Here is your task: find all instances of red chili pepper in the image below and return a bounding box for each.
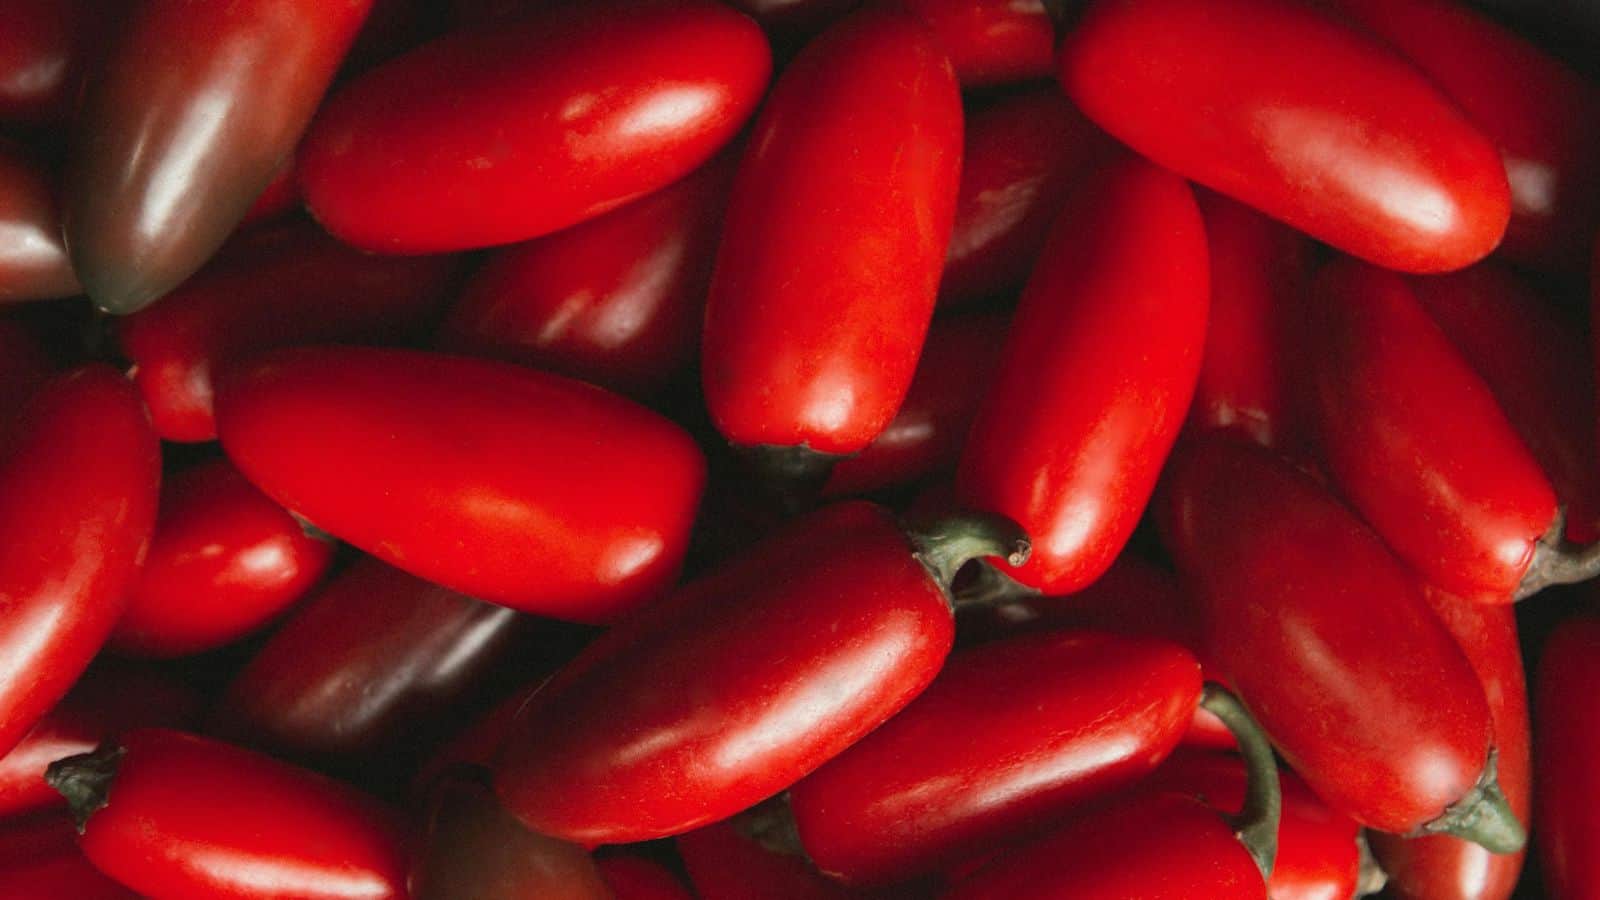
[299,0,769,254]
[786,630,1202,885]
[64,0,374,313]
[0,0,116,125]
[1307,258,1568,602]
[0,143,78,302]
[214,557,531,770]
[0,663,198,820]
[1060,0,1510,273]
[47,728,408,900]
[1538,613,1600,897]
[890,0,1054,88]
[956,154,1208,596]
[0,366,160,757]
[596,856,697,900]
[215,346,706,623]
[937,90,1109,310]
[110,458,335,657]
[492,501,1027,844]
[679,819,888,900]
[701,8,962,465]
[823,313,1008,498]
[0,813,137,900]
[440,153,733,397]
[1370,588,1529,900]
[1159,435,1522,849]
[118,221,459,443]
[1327,0,1600,269]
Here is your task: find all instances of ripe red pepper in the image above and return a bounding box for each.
[596,856,696,900]
[440,154,733,397]
[119,221,460,443]
[823,314,1008,498]
[1370,589,1529,900]
[0,0,118,125]
[1409,265,1600,545]
[0,366,160,757]
[493,501,1027,844]
[890,0,1054,88]
[0,143,79,302]
[47,728,408,900]
[956,155,1208,596]
[299,0,769,254]
[214,557,530,769]
[679,819,887,900]
[787,631,1202,885]
[1328,0,1600,269]
[1159,435,1522,849]
[0,664,198,820]
[215,346,706,623]
[701,8,962,462]
[1307,259,1561,602]
[1188,190,1309,451]
[64,0,374,313]
[110,458,335,657]
[0,813,137,900]
[1536,613,1600,900]
[937,90,1109,310]
[1060,0,1511,273]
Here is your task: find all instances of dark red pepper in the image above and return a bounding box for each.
[889,0,1054,88]
[0,813,137,900]
[0,143,79,303]
[596,856,697,900]
[1535,612,1600,900]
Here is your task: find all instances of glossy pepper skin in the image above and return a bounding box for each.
[1371,590,1529,900]
[1308,259,1556,602]
[824,314,1008,497]
[956,155,1209,595]
[64,0,373,314]
[0,144,78,302]
[1413,263,1600,544]
[0,366,160,757]
[49,728,408,900]
[0,813,137,900]
[494,501,1022,844]
[440,155,732,397]
[111,458,335,657]
[119,221,458,443]
[1188,190,1308,451]
[937,91,1108,310]
[789,631,1202,885]
[0,664,198,819]
[1159,436,1503,839]
[1536,614,1600,899]
[215,346,705,623]
[889,0,1054,88]
[701,8,962,457]
[214,557,528,766]
[1060,0,1511,274]
[0,0,96,124]
[299,0,769,254]
[1328,0,1600,269]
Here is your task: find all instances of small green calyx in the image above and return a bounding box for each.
[1412,750,1526,854]
[45,740,126,833]
[903,510,1031,595]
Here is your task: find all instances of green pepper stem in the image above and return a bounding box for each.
[1411,750,1526,854]
[949,559,1040,610]
[903,511,1031,596]
[1517,507,1600,599]
[45,741,126,833]
[1200,684,1280,882]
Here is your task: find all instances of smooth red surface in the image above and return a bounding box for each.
[0,813,137,900]
[216,557,527,762]
[300,0,769,253]
[112,458,334,657]
[215,346,705,623]
[0,144,79,302]
[1308,259,1555,601]
[596,857,696,899]
[1061,0,1510,274]
[1328,0,1600,268]
[938,90,1108,309]
[0,0,82,122]
[679,820,862,900]
[824,313,1008,496]
[891,0,1053,87]
[1189,190,1308,450]
[1159,436,1493,833]
[1414,263,1600,544]
[76,728,407,900]
[120,221,459,442]
[790,631,1202,885]
[1372,590,1529,900]
[441,155,732,396]
[0,664,198,819]
[1146,752,1361,900]
[944,792,1266,899]
[702,8,962,455]
[494,502,954,844]
[0,366,160,756]
[956,156,1208,595]
[1536,614,1600,900]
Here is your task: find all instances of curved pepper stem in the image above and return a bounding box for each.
[1200,683,1280,882]
[904,511,1031,597]
[45,740,126,833]
[1517,506,1600,599]
[1411,750,1525,854]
